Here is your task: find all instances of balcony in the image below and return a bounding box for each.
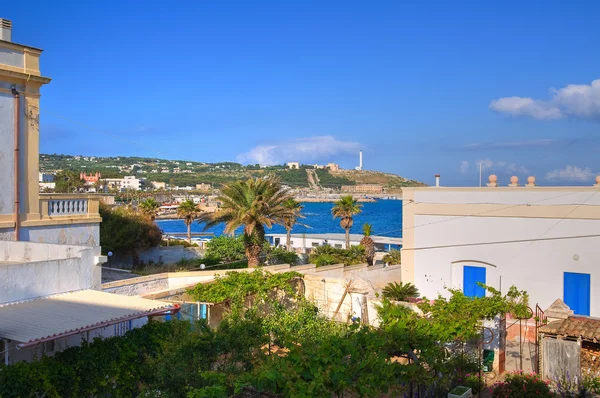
[20,194,102,227]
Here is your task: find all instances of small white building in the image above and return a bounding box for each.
[266,233,402,251]
[287,162,300,169]
[103,176,141,191]
[402,175,600,317]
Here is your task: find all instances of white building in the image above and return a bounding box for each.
[103,176,141,191]
[287,162,300,169]
[0,20,178,364]
[266,233,402,252]
[401,175,600,317]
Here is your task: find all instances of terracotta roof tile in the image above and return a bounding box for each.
[540,316,600,341]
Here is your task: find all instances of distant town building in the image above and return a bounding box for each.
[196,183,211,191]
[39,172,54,183]
[341,184,383,194]
[313,164,326,169]
[152,181,167,190]
[80,172,101,183]
[103,176,141,191]
[327,163,340,172]
[287,162,300,169]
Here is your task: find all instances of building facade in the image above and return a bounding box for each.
[401,177,600,317]
[341,184,383,194]
[103,176,141,191]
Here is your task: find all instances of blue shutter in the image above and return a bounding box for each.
[464,266,486,298]
[564,272,590,316]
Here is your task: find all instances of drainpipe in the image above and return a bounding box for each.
[11,85,20,241]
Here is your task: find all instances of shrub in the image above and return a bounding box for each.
[382,249,401,265]
[382,282,419,301]
[265,245,299,265]
[554,372,600,397]
[492,371,552,397]
[160,239,198,247]
[309,245,366,266]
[205,235,245,262]
[100,204,162,268]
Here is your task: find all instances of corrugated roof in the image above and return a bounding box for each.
[539,316,600,341]
[0,290,175,346]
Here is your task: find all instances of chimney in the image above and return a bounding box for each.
[0,19,12,42]
[435,174,440,187]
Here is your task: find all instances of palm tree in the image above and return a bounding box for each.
[331,195,362,249]
[382,282,419,301]
[282,198,307,252]
[177,199,202,244]
[382,249,402,265]
[197,177,293,268]
[360,223,375,266]
[139,198,160,221]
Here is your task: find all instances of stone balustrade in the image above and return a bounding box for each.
[39,194,101,219]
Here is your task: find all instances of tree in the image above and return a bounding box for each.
[54,170,85,193]
[382,249,402,265]
[197,177,293,268]
[360,223,375,266]
[138,198,160,221]
[177,200,201,244]
[331,195,362,249]
[382,282,420,301]
[282,198,307,252]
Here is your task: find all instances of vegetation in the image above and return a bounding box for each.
[40,154,425,189]
[177,199,202,244]
[360,223,375,266]
[308,244,367,266]
[382,249,402,265]
[315,169,354,188]
[331,195,362,248]
[264,245,299,265]
[282,198,306,251]
[204,235,246,262]
[1,270,534,397]
[492,371,553,397]
[187,268,302,316]
[382,282,420,301]
[138,197,160,221]
[197,177,293,268]
[99,204,161,267]
[54,170,85,193]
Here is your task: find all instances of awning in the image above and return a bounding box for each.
[0,290,179,348]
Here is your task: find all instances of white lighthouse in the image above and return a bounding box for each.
[355,150,363,171]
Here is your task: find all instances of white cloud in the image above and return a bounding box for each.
[459,160,469,174]
[464,139,558,150]
[490,79,600,120]
[237,135,361,165]
[546,165,594,182]
[470,158,529,174]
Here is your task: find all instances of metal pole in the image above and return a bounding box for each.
[520,319,523,370]
[479,162,482,187]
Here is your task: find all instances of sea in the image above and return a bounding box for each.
[156,199,403,238]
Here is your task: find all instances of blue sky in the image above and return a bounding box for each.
[4,1,600,185]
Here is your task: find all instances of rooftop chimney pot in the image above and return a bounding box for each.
[435,174,440,187]
[0,19,12,42]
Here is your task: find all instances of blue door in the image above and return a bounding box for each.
[564,272,590,316]
[464,266,486,298]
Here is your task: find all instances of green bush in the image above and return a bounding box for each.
[309,245,366,266]
[264,245,299,265]
[492,371,552,397]
[160,239,199,247]
[205,235,246,262]
[100,204,162,266]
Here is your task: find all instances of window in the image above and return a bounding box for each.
[312,242,320,248]
[334,244,343,249]
[463,266,486,298]
[564,272,590,316]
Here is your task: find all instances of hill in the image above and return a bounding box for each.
[39,154,425,189]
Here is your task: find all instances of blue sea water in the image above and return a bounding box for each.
[156,200,403,238]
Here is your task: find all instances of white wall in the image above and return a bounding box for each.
[412,214,600,316]
[0,241,102,303]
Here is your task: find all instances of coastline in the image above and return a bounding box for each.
[296,197,376,203]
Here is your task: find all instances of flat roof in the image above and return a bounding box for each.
[0,38,43,52]
[0,290,176,348]
[266,233,402,245]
